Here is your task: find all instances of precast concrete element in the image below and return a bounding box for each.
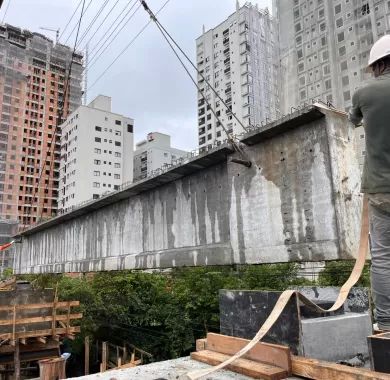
[301,313,372,361]
[14,106,362,274]
[220,287,372,361]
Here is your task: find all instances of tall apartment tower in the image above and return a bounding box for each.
[196,2,279,149]
[273,0,390,163]
[0,24,83,227]
[58,95,134,213]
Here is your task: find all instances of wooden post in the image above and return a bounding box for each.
[116,345,120,366]
[123,345,127,362]
[14,339,20,380]
[84,336,90,375]
[101,341,107,372]
[12,305,16,344]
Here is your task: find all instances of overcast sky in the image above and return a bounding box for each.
[1,0,271,150]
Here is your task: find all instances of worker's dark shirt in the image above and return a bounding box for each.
[349,69,390,193]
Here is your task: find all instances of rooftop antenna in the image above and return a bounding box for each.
[236,0,240,11]
[39,27,60,43]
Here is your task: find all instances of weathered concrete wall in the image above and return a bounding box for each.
[14,106,362,274]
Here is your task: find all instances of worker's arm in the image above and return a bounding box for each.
[348,91,363,126]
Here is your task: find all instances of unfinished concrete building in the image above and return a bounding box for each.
[273,0,390,167]
[0,24,83,228]
[196,1,280,149]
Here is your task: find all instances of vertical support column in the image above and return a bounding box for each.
[14,339,20,380]
[84,336,90,375]
[100,341,107,372]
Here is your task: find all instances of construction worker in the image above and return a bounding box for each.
[349,34,390,331]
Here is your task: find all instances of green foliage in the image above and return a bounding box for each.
[1,267,13,280]
[318,260,371,287]
[21,262,355,366]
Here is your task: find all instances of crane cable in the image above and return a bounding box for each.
[141,0,249,135]
[139,0,249,158]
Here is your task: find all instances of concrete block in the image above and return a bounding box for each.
[301,313,372,361]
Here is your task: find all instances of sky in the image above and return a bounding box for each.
[1,0,272,151]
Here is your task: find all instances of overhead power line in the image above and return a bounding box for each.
[87,0,171,92]
[76,0,111,49]
[59,0,83,41]
[81,0,121,51]
[88,2,142,69]
[87,0,139,63]
[63,0,93,45]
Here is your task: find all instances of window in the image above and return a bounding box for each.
[115,131,121,136]
[94,148,101,154]
[341,61,348,71]
[94,171,100,176]
[318,8,324,18]
[95,137,101,143]
[295,23,302,32]
[319,23,326,32]
[127,124,133,133]
[115,141,121,147]
[335,4,341,14]
[93,182,100,188]
[300,90,306,100]
[95,126,101,131]
[93,194,99,199]
[115,152,121,157]
[343,91,351,101]
[337,32,345,42]
[114,174,120,179]
[114,163,120,168]
[342,76,349,86]
[94,159,101,165]
[297,49,303,59]
[115,120,121,125]
[325,79,332,90]
[336,18,343,28]
[339,46,346,56]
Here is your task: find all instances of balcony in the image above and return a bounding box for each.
[223,38,229,45]
[224,67,231,74]
[224,57,230,64]
[223,47,230,55]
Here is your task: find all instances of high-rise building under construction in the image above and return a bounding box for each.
[0,24,83,227]
[196,1,280,149]
[273,0,390,163]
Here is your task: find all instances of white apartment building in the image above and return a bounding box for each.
[134,132,188,181]
[196,1,279,149]
[59,95,134,212]
[273,0,390,166]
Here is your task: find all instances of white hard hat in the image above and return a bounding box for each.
[368,35,390,67]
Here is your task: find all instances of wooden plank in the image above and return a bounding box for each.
[196,338,207,352]
[292,356,390,380]
[0,341,59,354]
[0,313,82,326]
[191,350,287,380]
[368,333,390,373]
[0,326,80,340]
[0,301,79,312]
[205,333,291,373]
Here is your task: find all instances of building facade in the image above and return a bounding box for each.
[0,24,83,227]
[195,1,279,148]
[134,132,187,181]
[273,0,390,164]
[58,95,134,213]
